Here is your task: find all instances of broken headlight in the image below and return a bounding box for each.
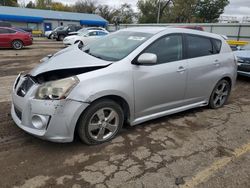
[36,76,79,100]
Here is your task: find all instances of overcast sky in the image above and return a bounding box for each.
[18,0,250,17]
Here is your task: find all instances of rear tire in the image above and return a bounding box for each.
[77,99,124,145]
[58,35,65,41]
[12,40,23,50]
[209,79,231,109]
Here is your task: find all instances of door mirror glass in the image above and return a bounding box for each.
[137,53,157,64]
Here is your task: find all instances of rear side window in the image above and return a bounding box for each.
[0,28,10,34]
[144,35,183,64]
[212,39,222,54]
[186,35,213,58]
[98,31,107,36]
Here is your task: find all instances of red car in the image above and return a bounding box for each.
[0,27,33,50]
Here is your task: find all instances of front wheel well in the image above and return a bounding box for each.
[221,77,232,87]
[91,95,130,124]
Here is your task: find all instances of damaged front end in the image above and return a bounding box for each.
[11,45,112,142]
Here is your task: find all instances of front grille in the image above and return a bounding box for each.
[14,106,22,120]
[17,76,35,97]
[238,64,250,72]
[238,57,250,64]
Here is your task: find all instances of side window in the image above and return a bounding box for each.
[0,28,9,34]
[7,29,16,34]
[89,31,97,36]
[212,39,222,54]
[186,35,213,58]
[98,31,107,36]
[143,35,183,64]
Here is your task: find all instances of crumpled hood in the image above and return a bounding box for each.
[234,50,250,59]
[29,45,111,76]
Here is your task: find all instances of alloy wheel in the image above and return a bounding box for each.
[212,81,230,108]
[87,107,119,142]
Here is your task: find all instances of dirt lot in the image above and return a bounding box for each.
[0,38,250,188]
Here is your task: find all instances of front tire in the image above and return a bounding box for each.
[209,79,231,109]
[77,99,124,145]
[12,40,23,50]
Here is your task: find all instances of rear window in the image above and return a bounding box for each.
[13,28,27,33]
[212,39,222,54]
[0,28,16,34]
[186,35,213,58]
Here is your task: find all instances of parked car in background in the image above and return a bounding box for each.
[11,27,236,144]
[63,29,109,46]
[45,26,64,39]
[0,27,33,49]
[54,25,82,41]
[234,43,250,77]
[69,27,108,35]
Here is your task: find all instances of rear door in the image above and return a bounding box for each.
[0,28,12,47]
[184,34,222,103]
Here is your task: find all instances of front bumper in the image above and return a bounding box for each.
[11,75,89,143]
[238,63,250,77]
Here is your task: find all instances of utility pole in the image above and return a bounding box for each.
[157,0,161,23]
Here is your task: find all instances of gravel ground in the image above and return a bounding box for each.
[0,38,249,188]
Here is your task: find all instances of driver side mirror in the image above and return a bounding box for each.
[137,53,157,64]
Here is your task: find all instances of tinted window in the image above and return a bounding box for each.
[98,31,107,36]
[144,35,183,64]
[212,39,222,54]
[8,29,16,33]
[89,31,98,36]
[0,28,10,34]
[187,35,213,58]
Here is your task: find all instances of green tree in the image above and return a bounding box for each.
[35,0,53,9]
[96,5,119,23]
[0,0,18,6]
[26,1,36,8]
[73,0,97,13]
[171,0,198,23]
[119,3,135,24]
[137,0,173,23]
[195,0,229,22]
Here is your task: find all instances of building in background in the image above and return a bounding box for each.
[218,16,239,23]
[242,17,250,23]
[0,6,108,32]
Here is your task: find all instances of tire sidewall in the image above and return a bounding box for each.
[12,40,23,50]
[209,79,231,109]
[77,99,124,145]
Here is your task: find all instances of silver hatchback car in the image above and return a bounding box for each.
[11,27,237,144]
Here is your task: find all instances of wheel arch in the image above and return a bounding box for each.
[73,94,132,139]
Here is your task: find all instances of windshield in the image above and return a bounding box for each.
[77,30,89,36]
[242,44,250,50]
[82,31,152,61]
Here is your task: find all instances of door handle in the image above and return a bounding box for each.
[214,60,221,67]
[177,66,186,73]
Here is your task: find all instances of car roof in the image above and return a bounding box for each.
[120,27,223,40]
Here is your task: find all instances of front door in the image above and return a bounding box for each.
[133,34,188,119]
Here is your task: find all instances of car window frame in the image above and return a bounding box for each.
[0,28,14,34]
[183,33,219,59]
[132,33,185,66]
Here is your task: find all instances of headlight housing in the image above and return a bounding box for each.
[237,57,244,63]
[36,76,79,100]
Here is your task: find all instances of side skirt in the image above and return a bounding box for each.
[131,101,208,126]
